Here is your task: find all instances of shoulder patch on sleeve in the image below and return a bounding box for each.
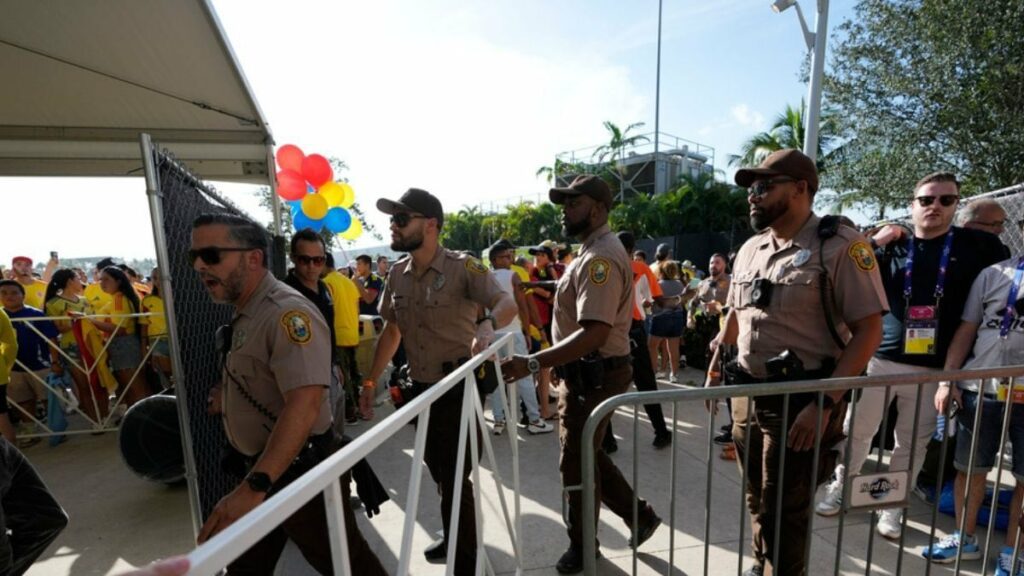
[848,241,877,272]
[465,257,488,275]
[281,310,313,344]
[588,258,611,285]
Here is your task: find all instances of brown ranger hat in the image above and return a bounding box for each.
[549,174,614,209]
[734,148,819,194]
[377,188,444,229]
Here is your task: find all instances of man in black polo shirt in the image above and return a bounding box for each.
[816,172,1005,542]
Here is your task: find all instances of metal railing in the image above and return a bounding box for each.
[8,311,160,437]
[579,364,1024,576]
[185,332,527,576]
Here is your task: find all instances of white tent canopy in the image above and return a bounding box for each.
[0,0,273,184]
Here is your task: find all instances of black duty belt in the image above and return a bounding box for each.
[566,354,631,372]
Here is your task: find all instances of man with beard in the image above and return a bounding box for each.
[502,175,662,573]
[190,213,385,575]
[704,150,887,576]
[360,188,516,576]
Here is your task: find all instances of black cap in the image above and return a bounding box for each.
[377,188,444,229]
[528,245,554,259]
[734,148,819,193]
[488,238,516,253]
[96,257,116,270]
[549,174,614,209]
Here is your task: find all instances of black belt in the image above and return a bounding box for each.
[566,354,631,372]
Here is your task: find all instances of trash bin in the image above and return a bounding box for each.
[118,394,185,485]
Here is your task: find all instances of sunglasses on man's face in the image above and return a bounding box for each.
[913,194,959,207]
[390,212,425,228]
[188,246,254,266]
[292,254,326,266]
[748,177,796,198]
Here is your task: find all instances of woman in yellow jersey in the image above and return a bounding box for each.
[140,267,172,387]
[44,268,107,421]
[92,266,150,407]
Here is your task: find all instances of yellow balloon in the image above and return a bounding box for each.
[339,217,362,240]
[318,182,345,207]
[338,182,355,208]
[301,193,329,220]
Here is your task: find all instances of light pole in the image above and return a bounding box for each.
[771,0,829,163]
[654,0,664,192]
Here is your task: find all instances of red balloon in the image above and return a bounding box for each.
[302,154,333,188]
[275,144,304,173]
[276,170,307,201]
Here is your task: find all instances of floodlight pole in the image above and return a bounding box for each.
[654,0,663,157]
[803,0,829,163]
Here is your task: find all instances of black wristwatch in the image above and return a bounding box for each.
[245,471,273,494]
[527,356,541,375]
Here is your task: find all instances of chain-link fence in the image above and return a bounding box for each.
[962,183,1024,257]
[146,143,280,523]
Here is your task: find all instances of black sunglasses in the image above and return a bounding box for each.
[914,194,959,207]
[390,213,426,228]
[748,177,796,198]
[188,246,255,266]
[292,254,326,266]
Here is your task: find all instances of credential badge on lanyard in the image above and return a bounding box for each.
[996,256,1024,402]
[902,231,954,355]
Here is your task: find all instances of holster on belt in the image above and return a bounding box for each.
[556,353,631,399]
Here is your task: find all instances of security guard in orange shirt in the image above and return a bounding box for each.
[191,213,384,576]
[705,150,887,576]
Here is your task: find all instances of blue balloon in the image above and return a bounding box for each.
[287,199,303,210]
[292,212,323,232]
[323,207,352,234]
[306,183,315,193]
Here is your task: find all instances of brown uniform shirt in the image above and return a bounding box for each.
[696,275,731,306]
[222,273,333,456]
[379,247,506,383]
[552,224,632,358]
[727,214,888,378]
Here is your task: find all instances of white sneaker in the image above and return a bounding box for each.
[669,373,680,384]
[493,421,505,436]
[877,508,903,540]
[527,419,553,434]
[816,477,844,516]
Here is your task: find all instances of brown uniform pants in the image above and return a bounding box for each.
[226,469,386,576]
[419,381,481,576]
[732,395,845,576]
[560,363,650,551]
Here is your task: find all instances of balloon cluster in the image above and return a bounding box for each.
[275,144,363,240]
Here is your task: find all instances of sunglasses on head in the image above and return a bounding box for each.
[292,254,326,266]
[390,212,425,228]
[188,246,254,266]
[748,177,796,198]
[913,194,959,207]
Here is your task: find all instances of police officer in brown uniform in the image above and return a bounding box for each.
[704,150,887,576]
[191,213,385,576]
[503,175,661,574]
[361,189,517,576]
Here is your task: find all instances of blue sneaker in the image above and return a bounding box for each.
[994,545,1024,576]
[921,531,981,564]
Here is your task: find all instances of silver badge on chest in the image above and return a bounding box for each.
[232,329,247,350]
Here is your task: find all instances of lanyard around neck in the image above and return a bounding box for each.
[1000,256,1024,339]
[903,229,954,302]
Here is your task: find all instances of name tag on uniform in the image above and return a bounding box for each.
[904,305,938,355]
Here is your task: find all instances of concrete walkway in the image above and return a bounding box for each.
[23,368,1004,575]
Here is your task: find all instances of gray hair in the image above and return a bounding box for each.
[957,198,1006,226]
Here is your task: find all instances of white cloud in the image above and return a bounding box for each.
[730,104,766,130]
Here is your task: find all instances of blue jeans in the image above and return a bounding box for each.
[490,331,540,423]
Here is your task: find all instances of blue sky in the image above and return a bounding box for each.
[0,0,857,265]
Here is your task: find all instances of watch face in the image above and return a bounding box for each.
[528,358,541,373]
[247,472,273,493]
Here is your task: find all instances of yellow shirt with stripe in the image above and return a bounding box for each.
[98,293,138,335]
[84,282,113,311]
[140,294,167,338]
[45,297,92,348]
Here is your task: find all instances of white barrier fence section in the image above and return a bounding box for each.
[185,332,527,576]
[8,312,161,438]
[579,364,1024,576]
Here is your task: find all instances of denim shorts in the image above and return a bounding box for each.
[107,335,142,372]
[954,389,1024,482]
[649,310,684,338]
[150,339,170,358]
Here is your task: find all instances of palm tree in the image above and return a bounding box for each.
[728,102,837,171]
[592,121,650,166]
